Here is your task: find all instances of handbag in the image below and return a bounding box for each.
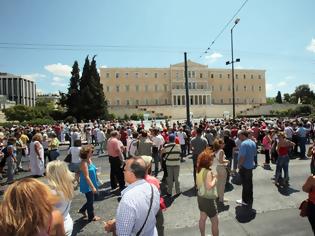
[299,199,308,217]
[307,146,313,157]
[64,153,72,163]
[198,169,218,199]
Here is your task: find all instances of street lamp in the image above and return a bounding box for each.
[226,18,240,120]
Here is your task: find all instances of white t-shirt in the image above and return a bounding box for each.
[68,146,81,164]
[176,131,187,145]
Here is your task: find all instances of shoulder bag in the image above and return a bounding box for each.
[136,184,154,236]
[198,169,218,199]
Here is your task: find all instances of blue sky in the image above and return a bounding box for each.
[0,0,314,97]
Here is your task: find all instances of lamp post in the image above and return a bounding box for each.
[226,18,240,120]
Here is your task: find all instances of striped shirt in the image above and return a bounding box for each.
[163,143,181,166]
[116,179,160,236]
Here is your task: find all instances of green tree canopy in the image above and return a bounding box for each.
[275,91,282,103]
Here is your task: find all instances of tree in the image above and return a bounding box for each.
[67,61,81,118]
[291,84,315,104]
[89,55,108,119]
[275,91,282,103]
[283,93,291,103]
[3,105,34,122]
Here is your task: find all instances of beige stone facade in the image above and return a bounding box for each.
[99,60,266,118]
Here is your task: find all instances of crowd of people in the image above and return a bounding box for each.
[0,116,314,235]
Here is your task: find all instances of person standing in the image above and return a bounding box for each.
[196,148,219,236]
[151,129,164,176]
[97,128,106,156]
[262,130,272,165]
[46,160,75,236]
[104,157,160,236]
[302,174,315,234]
[78,145,101,222]
[190,128,208,187]
[107,131,125,191]
[29,133,45,177]
[296,122,310,159]
[176,127,187,162]
[162,134,181,196]
[236,130,256,209]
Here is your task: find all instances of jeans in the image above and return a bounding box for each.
[180,144,186,158]
[49,149,60,161]
[264,149,270,164]
[192,155,198,186]
[152,148,160,176]
[97,141,105,154]
[299,137,307,158]
[80,191,94,221]
[233,152,239,170]
[275,155,289,182]
[239,167,253,206]
[109,156,125,190]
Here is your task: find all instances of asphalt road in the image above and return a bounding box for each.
[0,145,314,236]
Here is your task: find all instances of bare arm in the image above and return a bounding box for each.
[302,176,315,193]
[50,210,66,236]
[35,142,42,159]
[205,170,217,190]
[218,150,229,164]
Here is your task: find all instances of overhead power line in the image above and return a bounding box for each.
[198,0,249,59]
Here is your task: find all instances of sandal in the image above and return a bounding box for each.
[90,216,101,221]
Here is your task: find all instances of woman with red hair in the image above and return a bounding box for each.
[196,148,219,236]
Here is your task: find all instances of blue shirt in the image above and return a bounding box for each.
[116,179,160,236]
[238,139,256,169]
[80,163,98,193]
[296,127,308,138]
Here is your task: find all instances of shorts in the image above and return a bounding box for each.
[69,163,80,173]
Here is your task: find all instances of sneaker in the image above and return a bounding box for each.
[236,199,247,206]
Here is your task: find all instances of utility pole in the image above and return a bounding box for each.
[184,52,191,127]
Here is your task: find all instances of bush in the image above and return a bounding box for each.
[21,118,55,126]
[130,113,139,120]
[123,114,130,120]
[64,116,77,124]
[107,113,116,120]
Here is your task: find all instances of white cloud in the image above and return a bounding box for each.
[205,52,223,64]
[235,66,243,69]
[284,75,295,81]
[306,38,315,53]
[310,83,315,91]
[22,73,46,81]
[276,81,287,87]
[44,63,71,77]
[51,80,67,87]
[36,88,44,95]
[266,83,273,92]
[100,65,108,68]
[52,76,64,82]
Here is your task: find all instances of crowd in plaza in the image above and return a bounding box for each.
[0,116,315,235]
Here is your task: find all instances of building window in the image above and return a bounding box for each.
[155,99,159,105]
[136,85,139,92]
[200,84,204,89]
[236,85,238,91]
[192,83,196,89]
[259,86,262,91]
[243,74,246,79]
[144,73,148,78]
[252,85,254,91]
[258,75,261,79]
[227,74,230,79]
[154,73,158,78]
[244,85,247,91]
[115,73,119,79]
[192,71,195,78]
[106,86,110,92]
[221,99,223,104]
[229,98,232,103]
[135,72,139,78]
[164,72,167,78]
[219,74,222,78]
[145,85,148,92]
[136,100,139,105]
[116,85,119,92]
[116,100,120,105]
[126,100,130,106]
[176,85,180,90]
[212,85,214,91]
[126,85,129,92]
[200,73,203,78]
[235,74,238,79]
[164,84,167,91]
[211,74,214,78]
[106,73,110,78]
[251,74,254,79]
[176,72,179,79]
[146,99,149,105]
[125,72,129,78]
[220,85,223,91]
[155,85,158,92]
[165,99,168,105]
[188,71,191,78]
[228,85,231,91]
